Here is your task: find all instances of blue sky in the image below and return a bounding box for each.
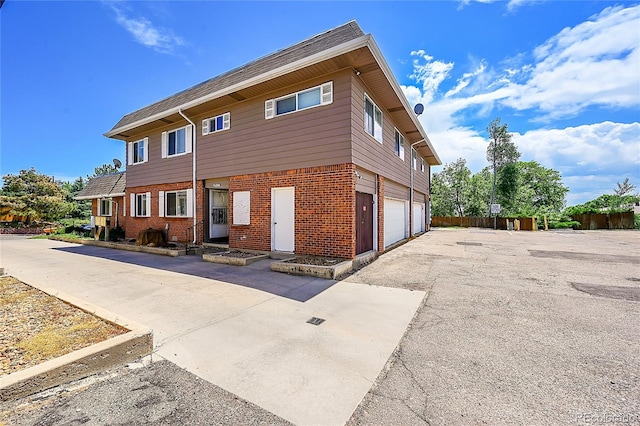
[1,1,638,205]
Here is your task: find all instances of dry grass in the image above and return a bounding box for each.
[0,276,128,376]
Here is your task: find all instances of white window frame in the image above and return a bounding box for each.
[202,112,231,136]
[158,189,193,218]
[130,192,151,217]
[412,150,418,170]
[394,129,405,160]
[265,81,333,119]
[162,125,193,158]
[127,138,148,165]
[98,198,112,217]
[421,157,426,172]
[364,94,383,143]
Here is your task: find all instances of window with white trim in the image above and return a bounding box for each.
[202,112,230,135]
[364,95,383,143]
[394,129,405,160]
[421,158,426,172]
[412,150,418,170]
[127,138,148,165]
[130,192,151,217]
[162,125,193,158]
[159,189,193,218]
[98,199,112,216]
[265,82,333,119]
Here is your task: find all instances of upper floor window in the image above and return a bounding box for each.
[162,125,193,158]
[265,82,333,119]
[98,199,112,216]
[130,192,151,217]
[394,129,405,160]
[412,150,418,170]
[364,95,383,143]
[127,138,148,165]
[202,112,230,135]
[159,189,193,218]
[421,158,426,172]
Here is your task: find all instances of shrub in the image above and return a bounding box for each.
[548,220,581,229]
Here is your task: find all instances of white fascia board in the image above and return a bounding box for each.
[104,35,372,138]
[74,193,125,201]
[366,38,442,166]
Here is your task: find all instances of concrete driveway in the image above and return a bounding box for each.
[0,236,423,425]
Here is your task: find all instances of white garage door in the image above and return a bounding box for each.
[384,198,408,248]
[413,202,425,234]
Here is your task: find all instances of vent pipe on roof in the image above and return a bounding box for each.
[179,109,198,245]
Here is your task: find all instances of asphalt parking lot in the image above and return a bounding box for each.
[2,229,639,425]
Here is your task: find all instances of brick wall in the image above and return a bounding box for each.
[125,182,196,243]
[229,163,357,259]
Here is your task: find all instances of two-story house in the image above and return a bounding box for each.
[104,21,440,259]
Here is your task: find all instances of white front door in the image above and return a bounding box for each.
[209,189,229,239]
[272,187,295,252]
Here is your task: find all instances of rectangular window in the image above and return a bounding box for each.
[135,193,149,217]
[412,150,418,170]
[394,129,405,160]
[166,191,188,217]
[128,138,148,165]
[421,158,426,172]
[98,199,112,216]
[162,125,192,158]
[364,95,383,143]
[265,82,333,119]
[202,112,230,135]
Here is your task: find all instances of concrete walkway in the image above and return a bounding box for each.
[0,236,424,425]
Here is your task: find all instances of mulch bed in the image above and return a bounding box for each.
[208,250,259,259]
[0,277,128,377]
[284,256,346,266]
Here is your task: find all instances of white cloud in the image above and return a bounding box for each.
[105,2,186,54]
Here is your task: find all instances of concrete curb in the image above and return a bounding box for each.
[202,252,269,266]
[0,282,153,402]
[50,236,186,257]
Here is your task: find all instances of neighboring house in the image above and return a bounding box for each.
[104,21,441,259]
[74,172,126,229]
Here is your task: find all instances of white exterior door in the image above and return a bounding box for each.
[384,198,408,248]
[272,187,295,252]
[413,202,425,234]
[209,190,229,239]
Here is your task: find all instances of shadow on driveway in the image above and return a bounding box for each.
[52,245,335,302]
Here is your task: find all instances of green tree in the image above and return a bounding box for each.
[614,178,636,196]
[496,163,520,215]
[430,170,455,216]
[486,118,520,216]
[62,176,91,219]
[430,159,472,216]
[93,163,120,177]
[0,168,73,222]
[515,161,568,215]
[465,168,492,216]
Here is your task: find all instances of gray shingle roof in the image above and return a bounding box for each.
[107,21,365,134]
[75,172,126,200]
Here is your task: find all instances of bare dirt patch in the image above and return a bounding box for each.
[0,276,128,377]
[208,250,258,259]
[284,256,346,266]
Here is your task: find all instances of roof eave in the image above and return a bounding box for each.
[104,35,373,139]
[74,192,125,201]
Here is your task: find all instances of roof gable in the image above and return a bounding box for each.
[75,172,126,200]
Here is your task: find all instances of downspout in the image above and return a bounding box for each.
[409,139,425,238]
[179,109,197,244]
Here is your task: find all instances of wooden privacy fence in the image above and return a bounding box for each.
[431,216,537,231]
[569,212,635,230]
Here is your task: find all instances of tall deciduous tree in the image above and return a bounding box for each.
[430,159,472,217]
[0,168,72,222]
[614,178,636,196]
[465,167,492,217]
[486,118,520,216]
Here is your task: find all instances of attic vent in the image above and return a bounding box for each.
[306,317,325,326]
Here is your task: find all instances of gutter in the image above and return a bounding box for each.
[74,193,125,201]
[178,109,197,245]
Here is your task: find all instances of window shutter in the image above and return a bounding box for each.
[145,192,151,217]
[130,193,136,217]
[123,196,126,217]
[161,132,168,158]
[186,188,193,218]
[158,191,165,218]
[265,100,275,119]
[202,119,209,135]
[185,125,193,154]
[107,200,112,216]
[321,82,333,105]
[127,142,133,165]
[223,113,230,130]
[143,138,149,163]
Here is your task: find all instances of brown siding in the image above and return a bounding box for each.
[385,179,409,200]
[350,75,430,195]
[355,167,376,194]
[196,70,353,179]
